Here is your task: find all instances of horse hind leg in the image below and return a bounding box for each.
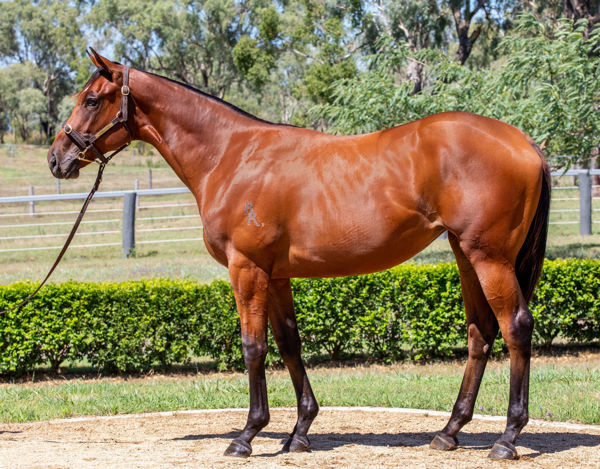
[430,234,499,451]
[267,279,319,452]
[459,241,533,460]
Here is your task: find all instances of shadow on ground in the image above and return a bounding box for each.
[174,429,600,459]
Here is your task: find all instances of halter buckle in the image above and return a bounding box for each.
[64,124,72,134]
[121,85,130,96]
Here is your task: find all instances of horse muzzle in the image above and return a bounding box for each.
[48,150,80,179]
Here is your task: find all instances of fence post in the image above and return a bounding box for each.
[122,192,137,257]
[29,186,35,216]
[135,179,140,211]
[148,168,152,189]
[56,178,61,194]
[579,173,592,236]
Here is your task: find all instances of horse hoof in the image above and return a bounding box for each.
[224,439,252,457]
[488,441,518,460]
[283,434,310,452]
[430,432,458,451]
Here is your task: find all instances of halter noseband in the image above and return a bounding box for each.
[63,66,132,165]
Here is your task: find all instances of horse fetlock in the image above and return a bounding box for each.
[508,408,529,433]
[247,410,270,431]
[300,397,319,421]
[451,397,476,427]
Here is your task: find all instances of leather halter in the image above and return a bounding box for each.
[63,66,132,165]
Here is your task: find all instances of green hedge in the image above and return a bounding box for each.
[0,260,598,374]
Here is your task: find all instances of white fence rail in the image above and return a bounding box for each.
[0,169,598,257]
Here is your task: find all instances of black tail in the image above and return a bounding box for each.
[515,140,551,303]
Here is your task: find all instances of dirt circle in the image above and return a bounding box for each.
[1,407,599,468]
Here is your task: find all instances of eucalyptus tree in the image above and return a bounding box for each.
[0,0,84,141]
[371,0,450,94]
[0,63,47,142]
[317,14,600,168]
[90,0,282,99]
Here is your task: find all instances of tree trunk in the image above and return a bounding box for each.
[406,59,424,94]
[454,24,481,65]
[451,0,486,65]
[562,0,592,19]
[18,123,29,143]
[42,73,55,143]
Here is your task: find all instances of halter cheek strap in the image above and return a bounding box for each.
[63,66,132,165]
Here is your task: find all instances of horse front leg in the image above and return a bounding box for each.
[267,278,319,452]
[223,257,270,458]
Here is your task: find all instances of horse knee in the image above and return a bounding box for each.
[515,307,533,335]
[242,337,268,365]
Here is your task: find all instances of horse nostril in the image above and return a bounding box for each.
[50,154,57,168]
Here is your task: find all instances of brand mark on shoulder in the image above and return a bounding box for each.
[244,202,262,227]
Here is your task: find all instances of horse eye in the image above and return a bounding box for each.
[86,97,99,107]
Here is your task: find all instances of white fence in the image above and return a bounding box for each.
[0,169,598,258]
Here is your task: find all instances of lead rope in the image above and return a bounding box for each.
[0,145,127,315]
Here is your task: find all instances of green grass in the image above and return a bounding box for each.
[1,356,599,425]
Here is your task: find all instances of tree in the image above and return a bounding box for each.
[372,0,450,94]
[316,14,600,168]
[0,0,83,142]
[449,0,488,64]
[91,0,281,99]
[0,63,47,142]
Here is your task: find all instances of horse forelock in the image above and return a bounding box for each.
[76,68,113,98]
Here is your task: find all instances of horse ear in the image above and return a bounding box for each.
[87,47,118,76]
[87,47,109,70]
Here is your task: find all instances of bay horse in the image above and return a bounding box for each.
[48,51,550,460]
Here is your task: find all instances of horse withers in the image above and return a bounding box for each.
[48,50,550,460]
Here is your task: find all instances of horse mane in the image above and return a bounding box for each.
[137,68,297,128]
[77,63,297,127]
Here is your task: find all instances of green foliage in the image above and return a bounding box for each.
[0,63,47,142]
[3,0,594,154]
[532,260,600,346]
[0,260,598,375]
[92,0,281,96]
[317,14,600,167]
[0,0,83,141]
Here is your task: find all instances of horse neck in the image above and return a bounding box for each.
[131,69,264,194]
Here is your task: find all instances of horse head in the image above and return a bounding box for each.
[48,49,133,179]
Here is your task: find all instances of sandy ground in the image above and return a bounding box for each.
[1,407,599,469]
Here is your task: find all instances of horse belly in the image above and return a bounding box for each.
[273,207,443,278]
